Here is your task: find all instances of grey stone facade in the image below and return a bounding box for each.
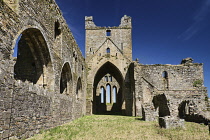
[0,0,86,139]
[0,0,209,139]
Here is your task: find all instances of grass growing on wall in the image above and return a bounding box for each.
[28,115,209,140]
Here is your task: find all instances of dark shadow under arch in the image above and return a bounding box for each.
[178,100,208,124]
[60,62,72,95]
[76,77,82,99]
[152,94,170,117]
[14,28,54,88]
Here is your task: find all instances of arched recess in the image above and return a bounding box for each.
[76,77,82,99]
[14,28,54,89]
[152,94,170,117]
[93,61,124,114]
[178,100,208,124]
[60,62,73,95]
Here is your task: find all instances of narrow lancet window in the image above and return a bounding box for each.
[113,86,117,103]
[106,84,111,103]
[162,71,169,89]
[100,87,105,103]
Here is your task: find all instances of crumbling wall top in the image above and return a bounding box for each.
[181,57,194,65]
[119,15,132,28]
[85,16,96,28]
[85,15,132,29]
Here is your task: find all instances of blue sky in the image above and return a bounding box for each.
[55,0,210,96]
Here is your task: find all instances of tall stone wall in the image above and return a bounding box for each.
[0,0,86,139]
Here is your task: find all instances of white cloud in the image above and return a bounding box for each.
[179,0,210,40]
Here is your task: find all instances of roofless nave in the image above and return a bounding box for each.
[0,0,209,139]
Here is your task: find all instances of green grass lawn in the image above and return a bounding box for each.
[28,115,210,140]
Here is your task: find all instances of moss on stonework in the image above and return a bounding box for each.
[193,80,203,87]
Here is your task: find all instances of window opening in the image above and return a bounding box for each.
[106,84,111,103]
[106,30,111,36]
[105,76,108,82]
[76,78,82,99]
[162,71,168,79]
[55,21,61,39]
[109,76,112,82]
[106,48,110,54]
[100,87,105,103]
[113,86,117,103]
[162,71,169,89]
[13,34,22,57]
[60,63,72,94]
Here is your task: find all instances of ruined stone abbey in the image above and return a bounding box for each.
[0,0,209,139]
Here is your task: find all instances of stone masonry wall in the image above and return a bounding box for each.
[85,16,134,116]
[139,63,204,90]
[134,62,208,125]
[0,0,86,139]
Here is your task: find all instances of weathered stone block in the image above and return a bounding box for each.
[159,116,185,129]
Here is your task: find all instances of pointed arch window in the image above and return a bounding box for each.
[100,86,105,103]
[106,84,111,103]
[113,86,117,103]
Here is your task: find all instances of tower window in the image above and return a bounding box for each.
[106,30,111,36]
[162,71,168,79]
[106,48,110,54]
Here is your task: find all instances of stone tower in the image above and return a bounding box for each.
[85,15,135,115]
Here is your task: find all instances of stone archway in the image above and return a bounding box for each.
[14,28,54,89]
[92,61,124,115]
[60,62,73,95]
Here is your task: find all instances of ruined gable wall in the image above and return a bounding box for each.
[0,0,86,139]
[134,63,208,122]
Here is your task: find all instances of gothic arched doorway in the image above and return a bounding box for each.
[93,62,124,115]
